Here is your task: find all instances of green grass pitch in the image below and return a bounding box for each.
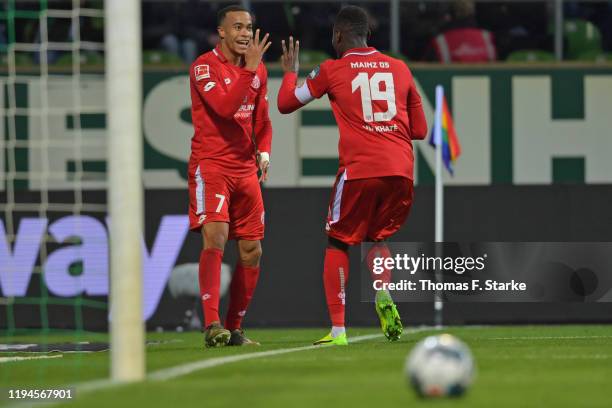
[1,325,611,407]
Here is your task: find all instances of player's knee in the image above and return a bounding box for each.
[203,231,227,250]
[239,242,262,267]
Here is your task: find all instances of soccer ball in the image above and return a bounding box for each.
[405,334,475,397]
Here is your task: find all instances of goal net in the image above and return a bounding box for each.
[1,0,144,382]
[1,0,108,334]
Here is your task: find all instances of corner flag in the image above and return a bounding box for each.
[429,95,461,174]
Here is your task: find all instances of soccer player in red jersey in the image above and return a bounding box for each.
[188,5,272,347]
[277,6,428,345]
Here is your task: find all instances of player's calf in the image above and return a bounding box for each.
[238,239,262,267]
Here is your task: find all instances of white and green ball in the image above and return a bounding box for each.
[405,334,475,397]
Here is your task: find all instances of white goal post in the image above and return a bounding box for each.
[105,0,145,382]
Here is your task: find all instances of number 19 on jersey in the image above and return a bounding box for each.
[351,72,397,123]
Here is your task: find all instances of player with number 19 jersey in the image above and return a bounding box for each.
[280,47,425,182]
[278,47,427,244]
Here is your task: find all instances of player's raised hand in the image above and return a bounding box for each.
[281,36,300,73]
[245,29,271,71]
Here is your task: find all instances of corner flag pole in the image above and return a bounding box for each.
[434,85,444,328]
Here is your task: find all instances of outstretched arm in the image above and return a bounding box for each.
[278,74,310,114]
[277,36,308,114]
[278,37,329,114]
[278,36,331,115]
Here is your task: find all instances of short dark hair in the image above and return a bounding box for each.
[334,5,370,39]
[217,5,250,26]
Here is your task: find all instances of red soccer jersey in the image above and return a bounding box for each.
[189,46,272,177]
[278,47,427,181]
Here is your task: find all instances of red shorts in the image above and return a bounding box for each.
[325,172,414,245]
[188,165,264,241]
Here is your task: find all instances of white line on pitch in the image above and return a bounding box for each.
[82,329,433,388]
[45,333,394,400]
[3,329,435,408]
[147,333,381,381]
[147,327,437,382]
[0,355,63,364]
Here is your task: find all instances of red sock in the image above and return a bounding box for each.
[366,243,392,284]
[323,247,350,327]
[198,248,223,328]
[225,263,260,331]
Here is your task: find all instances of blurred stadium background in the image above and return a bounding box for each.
[1,0,612,406]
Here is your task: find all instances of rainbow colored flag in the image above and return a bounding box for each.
[429,96,461,175]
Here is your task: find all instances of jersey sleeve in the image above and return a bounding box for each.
[254,66,272,154]
[305,61,330,99]
[190,60,255,119]
[277,60,331,114]
[277,72,306,114]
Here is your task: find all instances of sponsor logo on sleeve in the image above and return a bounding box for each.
[308,65,320,79]
[203,82,216,92]
[194,64,210,81]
